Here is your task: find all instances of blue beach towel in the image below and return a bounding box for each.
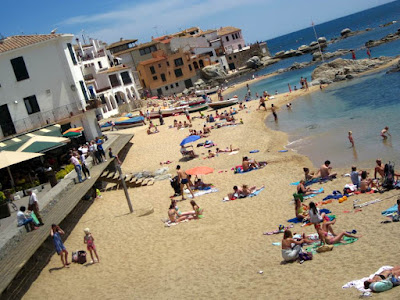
[287,209,331,224]
[234,166,257,174]
[249,187,265,197]
[303,188,324,199]
[249,150,259,153]
[290,178,320,186]
[278,150,288,153]
[382,204,398,216]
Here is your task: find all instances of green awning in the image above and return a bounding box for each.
[21,141,65,153]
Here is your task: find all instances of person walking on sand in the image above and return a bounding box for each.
[271,104,277,121]
[51,224,70,268]
[381,126,391,139]
[83,228,100,263]
[176,165,194,200]
[288,83,292,93]
[304,78,309,90]
[258,96,267,111]
[184,108,191,124]
[28,190,44,226]
[348,131,354,147]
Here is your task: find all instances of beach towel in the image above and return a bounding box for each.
[290,178,320,186]
[223,187,265,202]
[234,166,256,174]
[305,236,358,254]
[303,188,324,199]
[342,266,394,293]
[278,150,288,153]
[287,209,331,224]
[249,150,259,153]
[184,188,218,198]
[228,151,239,155]
[249,187,265,197]
[382,204,398,216]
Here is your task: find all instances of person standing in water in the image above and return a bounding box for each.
[271,104,277,121]
[366,47,371,59]
[348,131,354,147]
[381,126,391,139]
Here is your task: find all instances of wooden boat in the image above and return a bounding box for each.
[187,103,208,113]
[195,86,219,96]
[101,116,145,131]
[148,105,190,119]
[208,98,239,110]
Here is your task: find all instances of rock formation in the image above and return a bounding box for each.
[245,56,262,69]
[312,49,351,61]
[201,64,227,80]
[386,60,400,74]
[365,29,400,48]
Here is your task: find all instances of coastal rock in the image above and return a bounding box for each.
[245,56,262,69]
[312,49,351,61]
[275,51,285,57]
[341,28,352,36]
[386,60,400,74]
[317,37,327,44]
[298,45,309,52]
[261,57,281,67]
[312,57,392,83]
[194,79,205,87]
[309,41,319,47]
[365,30,400,48]
[201,64,227,80]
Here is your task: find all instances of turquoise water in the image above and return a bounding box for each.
[267,70,400,168]
[226,1,400,168]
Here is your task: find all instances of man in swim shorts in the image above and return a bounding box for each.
[258,97,266,110]
[319,160,337,180]
[271,104,277,121]
[177,165,194,200]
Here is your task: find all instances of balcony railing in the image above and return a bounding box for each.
[95,86,112,93]
[1,102,83,139]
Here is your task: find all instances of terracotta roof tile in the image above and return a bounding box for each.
[217,26,241,36]
[99,65,130,74]
[0,34,62,54]
[138,56,167,66]
[106,39,138,50]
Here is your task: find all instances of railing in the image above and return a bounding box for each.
[0,102,83,139]
[95,86,111,93]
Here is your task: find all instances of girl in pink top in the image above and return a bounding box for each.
[84,228,100,263]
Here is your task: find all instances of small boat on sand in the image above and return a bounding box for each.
[101,116,145,131]
[195,86,219,96]
[208,98,239,110]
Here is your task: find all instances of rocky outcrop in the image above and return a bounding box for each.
[245,56,262,69]
[312,49,351,61]
[261,56,281,67]
[201,64,227,80]
[365,29,400,48]
[311,57,392,83]
[386,60,400,74]
[380,21,397,28]
[341,28,352,36]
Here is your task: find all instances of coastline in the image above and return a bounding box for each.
[21,58,400,299]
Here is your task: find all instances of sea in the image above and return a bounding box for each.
[226,0,400,169]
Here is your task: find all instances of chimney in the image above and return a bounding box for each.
[120,37,123,42]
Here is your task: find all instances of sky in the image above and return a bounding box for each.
[1,0,396,44]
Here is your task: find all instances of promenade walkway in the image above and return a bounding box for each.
[0,133,133,295]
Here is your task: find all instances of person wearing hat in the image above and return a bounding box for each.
[83,228,100,263]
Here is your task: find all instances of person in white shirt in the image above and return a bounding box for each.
[28,190,44,225]
[70,153,83,183]
[78,150,91,180]
[17,206,37,231]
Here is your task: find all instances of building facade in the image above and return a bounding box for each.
[74,38,140,119]
[0,34,101,141]
[225,42,270,70]
[217,26,246,54]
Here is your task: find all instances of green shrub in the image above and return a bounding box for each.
[0,191,5,204]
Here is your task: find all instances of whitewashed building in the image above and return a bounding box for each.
[0,34,101,141]
[74,38,140,119]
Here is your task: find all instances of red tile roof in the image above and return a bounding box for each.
[217,26,241,36]
[138,56,167,66]
[0,34,62,54]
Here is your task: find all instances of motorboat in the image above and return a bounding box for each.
[208,98,239,110]
[195,86,219,96]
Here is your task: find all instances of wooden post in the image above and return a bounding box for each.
[114,159,133,213]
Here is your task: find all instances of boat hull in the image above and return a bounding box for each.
[208,99,238,110]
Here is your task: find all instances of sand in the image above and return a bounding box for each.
[23,81,400,299]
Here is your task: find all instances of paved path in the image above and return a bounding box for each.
[0,133,133,294]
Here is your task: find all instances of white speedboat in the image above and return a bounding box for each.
[208,98,239,110]
[195,86,219,96]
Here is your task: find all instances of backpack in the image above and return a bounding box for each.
[383,162,395,190]
[77,250,87,264]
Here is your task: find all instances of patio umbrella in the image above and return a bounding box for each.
[16,135,70,152]
[180,135,201,146]
[186,166,214,176]
[62,127,84,138]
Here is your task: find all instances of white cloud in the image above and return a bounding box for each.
[59,0,266,42]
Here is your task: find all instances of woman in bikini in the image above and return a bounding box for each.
[364,266,400,289]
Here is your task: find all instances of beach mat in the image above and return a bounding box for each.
[185,188,218,198]
[305,236,358,254]
[287,209,331,223]
[303,188,324,199]
[249,187,265,197]
[290,178,320,186]
[382,204,398,216]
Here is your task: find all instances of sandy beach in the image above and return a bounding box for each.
[22,71,400,299]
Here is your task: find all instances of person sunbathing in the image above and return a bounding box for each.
[364,266,400,289]
[194,177,212,190]
[294,195,308,220]
[180,145,196,158]
[203,125,211,134]
[316,226,359,245]
[303,167,318,181]
[281,230,312,262]
[177,121,183,130]
[165,203,189,226]
[216,145,240,153]
[227,185,245,200]
[173,120,178,127]
[242,156,259,171]
[360,171,375,193]
[241,184,264,196]
[297,180,324,196]
[207,150,215,158]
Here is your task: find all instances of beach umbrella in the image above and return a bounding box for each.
[180,135,201,146]
[186,166,214,176]
[62,127,83,135]
[117,117,130,122]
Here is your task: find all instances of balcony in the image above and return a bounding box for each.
[95,86,112,93]
[84,74,94,81]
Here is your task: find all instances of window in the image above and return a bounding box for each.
[238,44,242,50]
[174,68,183,78]
[67,43,77,65]
[226,36,229,42]
[199,60,204,68]
[158,64,161,68]
[170,84,173,88]
[232,34,235,40]
[233,55,237,59]
[10,57,29,81]
[193,62,199,69]
[150,66,156,74]
[152,76,158,81]
[23,95,40,114]
[188,64,192,71]
[139,45,157,56]
[161,73,166,82]
[229,56,232,60]
[121,71,132,84]
[165,86,169,91]
[157,88,162,96]
[98,61,103,69]
[79,81,89,101]
[174,58,183,67]
[166,61,170,67]
[175,83,179,87]
[109,74,120,87]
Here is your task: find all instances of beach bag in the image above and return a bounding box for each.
[383,162,395,189]
[77,250,87,264]
[299,252,313,261]
[393,214,400,222]
[316,244,333,253]
[72,251,78,263]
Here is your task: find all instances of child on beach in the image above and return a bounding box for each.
[348,131,354,147]
[381,126,391,139]
[83,228,100,263]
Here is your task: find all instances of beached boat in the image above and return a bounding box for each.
[208,98,239,110]
[195,86,219,96]
[187,103,208,113]
[100,116,145,131]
